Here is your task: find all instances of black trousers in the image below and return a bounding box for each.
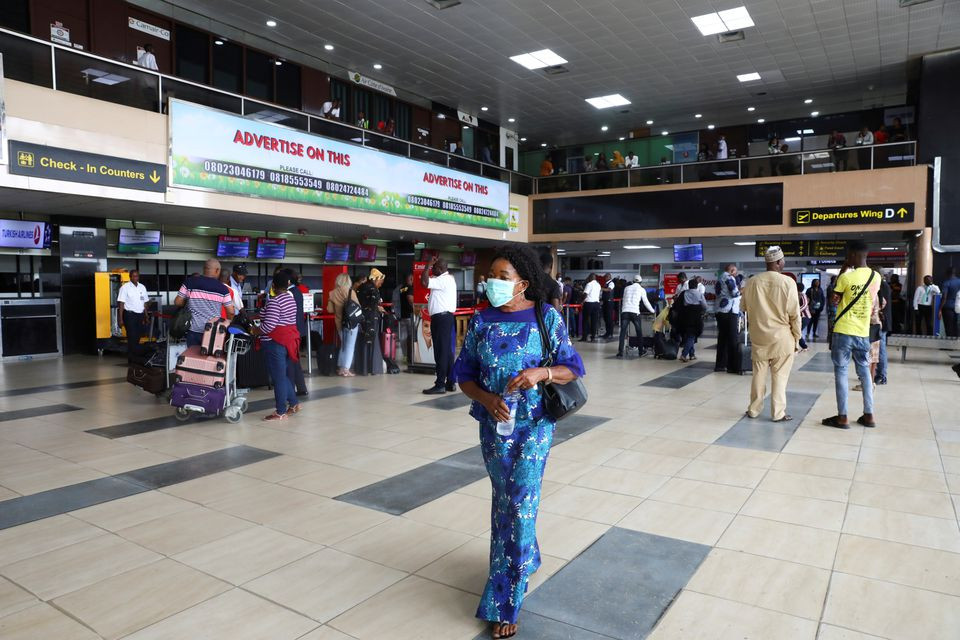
[431,312,455,387]
[287,356,307,395]
[943,308,958,338]
[583,302,601,339]
[123,311,144,361]
[715,312,739,372]
[916,305,935,335]
[602,299,615,337]
[809,310,823,338]
[617,312,644,354]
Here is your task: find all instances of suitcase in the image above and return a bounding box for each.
[730,342,752,375]
[170,382,226,415]
[127,363,166,394]
[237,340,271,388]
[175,346,227,388]
[654,332,678,360]
[317,343,338,376]
[380,328,398,361]
[200,318,230,358]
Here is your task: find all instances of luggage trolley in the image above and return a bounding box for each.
[172,329,251,423]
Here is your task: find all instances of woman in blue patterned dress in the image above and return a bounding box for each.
[453,246,585,639]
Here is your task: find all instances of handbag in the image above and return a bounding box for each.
[534,302,587,421]
[343,299,363,330]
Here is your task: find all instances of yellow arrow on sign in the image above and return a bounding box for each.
[149,170,161,184]
[897,207,907,217]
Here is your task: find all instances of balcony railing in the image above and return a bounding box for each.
[534,142,918,194]
[0,27,535,196]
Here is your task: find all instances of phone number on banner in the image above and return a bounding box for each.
[200,160,371,197]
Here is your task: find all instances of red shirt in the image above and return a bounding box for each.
[874,129,888,144]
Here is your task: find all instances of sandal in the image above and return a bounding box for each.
[856,415,877,428]
[288,404,302,415]
[262,412,287,421]
[773,415,793,422]
[492,622,518,639]
[821,415,849,430]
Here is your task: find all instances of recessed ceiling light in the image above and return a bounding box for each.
[520,137,527,141]
[508,117,516,122]
[804,98,813,104]
[275,59,282,66]
[734,241,756,246]
[691,6,754,36]
[661,130,668,136]
[810,111,820,117]
[646,119,654,125]
[437,113,445,119]
[265,19,277,27]
[707,124,715,130]
[481,106,489,111]
[540,143,547,147]
[601,125,609,132]
[214,39,224,45]
[510,48,567,70]
[624,245,660,249]
[585,94,631,109]
[618,136,625,141]
[737,72,761,82]
[747,106,756,112]
[462,125,468,129]
[373,63,382,70]
[694,113,702,118]
[324,44,334,51]
[757,118,765,123]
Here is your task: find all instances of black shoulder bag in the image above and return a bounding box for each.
[535,303,588,421]
[834,270,876,325]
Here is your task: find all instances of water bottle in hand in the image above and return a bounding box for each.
[496,391,521,436]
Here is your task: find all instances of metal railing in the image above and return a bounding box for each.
[0,27,535,195]
[534,141,918,194]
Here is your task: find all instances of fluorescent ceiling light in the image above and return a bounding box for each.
[646,119,654,125]
[810,111,819,116]
[481,106,489,111]
[585,94,631,109]
[520,137,527,141]
[324,44,334,51]
[691,6,754,36]
[275,60,282,66]
[804,98,813,104]
[373,63,382,70]
[624,245,660,249]
[437,113,445,119]
[510,48,567,70]
[707,124,715,130]
[462,125,468,129]
[92,73,130,85]
[694,113,702,118]
[757,118,765,123]
[601,125,609,132]
[734,241,756,246]
[661,130,668,136]
[737,72,761,82]
[214,39,224,45]
[508,117,516,122]
[265,19,277,27]
[540,143,547,147]
[747,106,755,112]
[801,128,814,134]
[618,136,625,141]
[784,136,801,142]
[881,247,898,250]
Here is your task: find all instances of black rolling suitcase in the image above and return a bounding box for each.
[317,343,338,376]
[653,332,678,360]
[729,314,752,375]
[236,339,271,388]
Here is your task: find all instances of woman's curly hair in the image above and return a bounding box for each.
[491,245,546,302]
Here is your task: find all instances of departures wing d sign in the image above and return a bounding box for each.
[790,203,915,227]
[8,141,167,193]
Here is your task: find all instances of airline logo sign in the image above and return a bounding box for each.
[348,71,396,97]
[791,203,914,227]
[8,141,166,192]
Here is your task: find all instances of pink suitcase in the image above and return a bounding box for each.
[175,346,227,388]
[200,318,230,358]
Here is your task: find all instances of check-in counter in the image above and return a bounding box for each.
[0,299,62,361]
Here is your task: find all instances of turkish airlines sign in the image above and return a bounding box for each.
[0,220,48,249]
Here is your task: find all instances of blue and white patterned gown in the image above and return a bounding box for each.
[453,304,585,625]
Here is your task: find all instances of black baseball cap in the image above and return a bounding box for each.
[232,263,248,275]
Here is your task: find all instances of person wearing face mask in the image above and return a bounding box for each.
[422,256,459,394]
[453,245,584,640]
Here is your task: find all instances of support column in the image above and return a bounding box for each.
[915,227,934,288]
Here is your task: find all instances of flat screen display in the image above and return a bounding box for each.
[324,243,350,262]
[673,243,703,262]
[118,228,161,254]
[255,238,286,259]
[216,235,250,258]
[0,220,50,249]
[460,251,477,267]
[354,244,378,262]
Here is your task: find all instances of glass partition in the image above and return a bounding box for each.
[310,116,364,144]
[873,142,917,169]
[413,145,449,168]
[162,77,242,114]
[55,48,158,111]
[631,165,680,186]
[363,130,409,157]
[0,30,53,87]
[243,99,308,131]
[681,160,740,183]
[511,173,533,196]
[581,170,628,190]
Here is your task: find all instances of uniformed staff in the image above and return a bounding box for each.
[117,269,150,362]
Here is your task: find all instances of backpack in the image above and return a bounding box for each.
[169,306,192,340]
[343,299,363,330]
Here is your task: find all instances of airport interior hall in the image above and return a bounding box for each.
[2,1,960,639]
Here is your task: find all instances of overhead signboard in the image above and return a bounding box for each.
[128,17,170,41]
[790,203,915,227]
[348,71,396,97]
[8,140,166,192]
[168,100,510,230]
[755,239,848,258]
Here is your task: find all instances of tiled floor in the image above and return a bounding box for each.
[0,335,959,639]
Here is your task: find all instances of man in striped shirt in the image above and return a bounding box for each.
[175,259,235,347]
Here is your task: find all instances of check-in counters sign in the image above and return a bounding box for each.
[8,141,166,192]
[791,203,914,227]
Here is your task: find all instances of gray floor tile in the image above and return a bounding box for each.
[0,403,82,422]
[416,394,473,410]
[0,377,125,398]
[715,390,820,452]
[800,352,835,372]
[115,445,279,489]
[473,612,617,640]
[337,415,609,515]
[523,528,711,639]
[641,363,714,388]
[0,477,148,530]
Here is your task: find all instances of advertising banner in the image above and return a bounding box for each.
[168,100,510,230]
[790,203,915,227]
[0,220,50,249]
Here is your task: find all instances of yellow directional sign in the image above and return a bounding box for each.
[8,140,166,193]
[790,203,915,227]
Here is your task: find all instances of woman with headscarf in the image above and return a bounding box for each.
[453,245,585,639]
[611,150,625,168]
